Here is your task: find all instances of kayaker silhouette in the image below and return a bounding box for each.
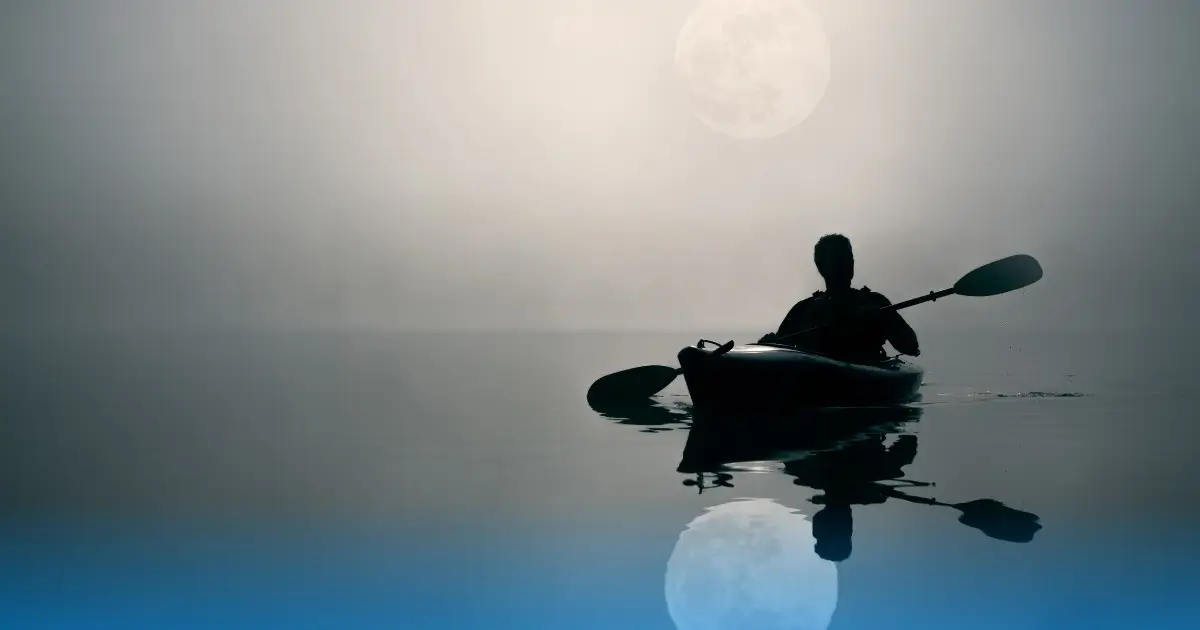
[759,234,921,362]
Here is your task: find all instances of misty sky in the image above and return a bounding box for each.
[3,0,1198,333]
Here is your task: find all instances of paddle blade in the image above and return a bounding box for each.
[953,254,1043,297]
[954,498,1043,543]
[586,365,680,404]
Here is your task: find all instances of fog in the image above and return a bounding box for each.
[3,0,1198,334]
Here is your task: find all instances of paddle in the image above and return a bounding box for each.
[772,253,1044,345]
[585,254,1043,403]
[585,343,730,405]
[883,490,1043,542]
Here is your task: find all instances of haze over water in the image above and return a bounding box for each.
[3,0,1200,627]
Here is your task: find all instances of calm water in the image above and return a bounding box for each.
[1,329,1197,629]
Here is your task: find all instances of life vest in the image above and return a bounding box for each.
[785,287,889,360]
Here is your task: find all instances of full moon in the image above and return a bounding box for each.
[664,498,839,630]
[674,0,832,139]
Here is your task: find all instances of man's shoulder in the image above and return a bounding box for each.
[783,292,824,320]
[858,286,892,306]
[793,290,824,305]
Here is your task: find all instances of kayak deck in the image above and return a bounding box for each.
[678,342,924,411]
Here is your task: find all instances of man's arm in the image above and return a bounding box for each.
[776,298,816,339]
[868,293,920,356]
[758,298,815,344]
[891,320,920,355]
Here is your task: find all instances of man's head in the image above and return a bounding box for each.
[812,502,853,562]
[814,233,854,289]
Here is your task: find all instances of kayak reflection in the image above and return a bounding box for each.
[676,406,1042,561]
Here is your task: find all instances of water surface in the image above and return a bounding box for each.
[1,329,1196,628]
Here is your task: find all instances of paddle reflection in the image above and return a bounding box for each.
[676,405,1042,560]
[587,393,693,432]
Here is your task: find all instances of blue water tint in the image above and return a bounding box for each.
[0,521,674,629]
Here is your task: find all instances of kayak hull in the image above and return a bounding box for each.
[678,343,924,412]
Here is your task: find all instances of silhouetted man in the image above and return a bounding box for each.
[759,234,920,362]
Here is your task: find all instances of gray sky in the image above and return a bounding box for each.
[3,0,1198,333]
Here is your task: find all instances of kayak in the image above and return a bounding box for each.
[677,341,924,411]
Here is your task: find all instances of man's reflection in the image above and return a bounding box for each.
[675,406,1041,561]
[789,432,921,561]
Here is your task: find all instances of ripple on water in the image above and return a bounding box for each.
[992,391,1092,399]
[921,390,1094,405]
